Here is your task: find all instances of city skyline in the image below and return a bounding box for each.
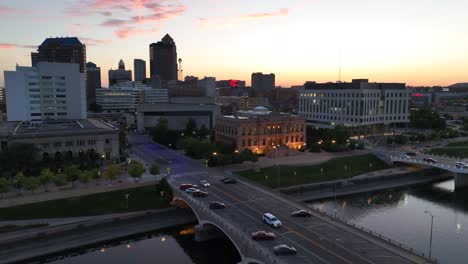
[1,0,468,87]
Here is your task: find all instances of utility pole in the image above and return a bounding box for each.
[425,211,435,259]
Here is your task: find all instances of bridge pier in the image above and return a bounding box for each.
[455,173,468,189]
[194,224,225,242]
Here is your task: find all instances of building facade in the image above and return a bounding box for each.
[96,81,168,113]
[299,79,410,130]
[4,62,87,121]
[86,62,101,109]
[251,72,275,97]
[215,96,269,111]
[134,59,146,82]
[108,59,132,85]
[216,107,306,155]
[33,37,86,74]
[149,34,178,81]
[0,119,119,160]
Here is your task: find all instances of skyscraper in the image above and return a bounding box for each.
[86,62,101,109]
[251,72,275,97]
[134,59,146,82]
[149,34,178,81]
[108,59,132,85]
[33,37,86,74]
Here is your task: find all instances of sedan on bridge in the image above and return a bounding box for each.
[185,187,200,194]
[291,210,312,218]
[200,180,211,187]
[221,178,237,184]
[273,245,296,256]
[251,231,276,241]
[209,201,226,209]
[193,190,209,197]
[456,162,468,168]
[423,158,437,163]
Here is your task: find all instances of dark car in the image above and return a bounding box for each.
[406,152,417,156]
[273,245,297,256]
[209,201,226,209]
[423,158,437,163]
[193,190,208,197]
[221,178,237,184]
[291,210,312,217]
[179,184,196,191]
[251,231,276,241]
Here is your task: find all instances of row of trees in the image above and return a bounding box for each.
[410,109,446,130]
[388,128,465,145]
[306,126,352,152]
[0,143,103,179]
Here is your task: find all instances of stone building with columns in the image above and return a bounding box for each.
[215,106,306,156]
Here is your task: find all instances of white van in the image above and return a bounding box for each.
[263,213,282,228]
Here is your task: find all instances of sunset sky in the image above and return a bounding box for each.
[1,0,467,87]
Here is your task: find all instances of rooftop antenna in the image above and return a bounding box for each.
[178,58,183,81]
[338,49,342,83]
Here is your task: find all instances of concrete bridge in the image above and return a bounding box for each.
[168,171,435,264]
[390,152,468,189]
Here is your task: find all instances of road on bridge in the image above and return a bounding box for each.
[129,135,428,264]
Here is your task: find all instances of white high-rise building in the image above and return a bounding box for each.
[4,62,86,121]
[299,79,410,129]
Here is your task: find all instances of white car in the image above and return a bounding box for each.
[200,180,211,187]
[403,155,411,159]
[456,162,468,168]
[185,187,200,194]
[263,213,282,228]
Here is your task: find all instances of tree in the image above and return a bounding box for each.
[0,178,10,199]
[79,170,93,188]
[64,165,81,187]
[0,143,40,174]
[12,172,27,193]
[103,164,123,183]
[39,168,54,192]
[410,109,446,130]
[23,177,40,194]
[150,163,160,175]
[52,172,67,187]
[128,162,145,180]
[185,118,197,135]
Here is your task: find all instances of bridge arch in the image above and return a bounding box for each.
[174,197,264,264]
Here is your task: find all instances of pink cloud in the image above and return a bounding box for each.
[0,5,17,14]
[198,8,290,30]
[243,8,289,19]
[79,37,112,46]
[0,43,17,49]
[66,0,186,38]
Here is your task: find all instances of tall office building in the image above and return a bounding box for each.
[32,37,86,74]
[134,59,146,82]
[108,59,132,85]
[86,62,101,109]
[149,34,177,81]
[298,79,410,131]
[4,62,87,121]
[251,72,275,97]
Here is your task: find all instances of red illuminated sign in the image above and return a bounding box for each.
[229,80,239,87]
[413,93,424,97]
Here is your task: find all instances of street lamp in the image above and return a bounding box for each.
[424,211,435,259]
[332,140,336,144]
[125,193,130,210]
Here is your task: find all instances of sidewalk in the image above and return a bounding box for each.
[224,150,369,172]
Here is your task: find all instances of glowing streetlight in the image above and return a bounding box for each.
[332,140,336,144]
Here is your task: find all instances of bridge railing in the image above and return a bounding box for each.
[390,154,468,173]
[313,207,439,263]
[171,182,287,264]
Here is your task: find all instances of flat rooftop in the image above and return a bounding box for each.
[0,119,118,139]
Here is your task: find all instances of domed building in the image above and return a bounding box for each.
[215,106,306,156]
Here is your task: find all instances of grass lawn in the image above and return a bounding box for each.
[446,141,468,147]
[427,148,468,159]
[236,154,389,188]
[0,185,172,221]
[0,223,49,234]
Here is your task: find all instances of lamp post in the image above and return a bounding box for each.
[424,210,435,259]
[125,193,130,211]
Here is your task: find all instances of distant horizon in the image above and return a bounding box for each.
[1,0,467,88]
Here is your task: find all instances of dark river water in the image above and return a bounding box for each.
[38,225,241,264]
[308,179,468,264]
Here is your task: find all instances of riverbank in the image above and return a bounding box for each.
[280,168,453,202]
[0,208,197,264]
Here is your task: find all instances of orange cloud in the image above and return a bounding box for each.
[243,8,289,19]
[198,8,289,30]
[0,43,17,49]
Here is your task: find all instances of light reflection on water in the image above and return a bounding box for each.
[308,180,468,264]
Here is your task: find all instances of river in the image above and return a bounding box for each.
[35,225,241,264]
[308,179,468,264]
